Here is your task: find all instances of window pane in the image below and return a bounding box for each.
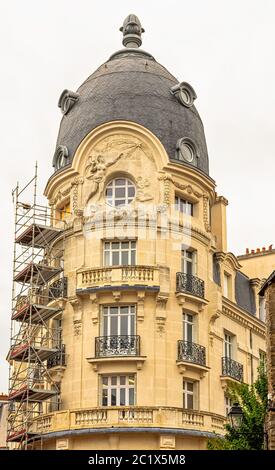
[130,315,135,335]
[120,315,128,336]
[120,306,129,315]
[102,389,108,406]
[110,316,118,335]
[121,242,129,250]
[102,377,108,386]
[187,323,193,342]
[115,187,125,198]
[120,388,126,406]
[111,389,117,406]
[110,307,118,315]
[129,388,134,405]
[104,251,110,266]
[105,242,110,249]
[103,316,108,336]
[121,251,129,265]
[115,179,125,186]
[115,199,125,206]
[106,189,112,197]
[186,251,193,259]
[187,382,193,392]
[128,186,135,198]
[112,251,119,265]
[131,250,136,265]
[187,394,194,409]
[131,241,136,249]
[128,375,135,386]
[111,376,117,386]
[112,242,119,250]
[120,376,126,385]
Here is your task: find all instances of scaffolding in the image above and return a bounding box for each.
[7,165,67,449]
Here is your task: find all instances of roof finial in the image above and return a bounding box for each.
[119,14,145,48]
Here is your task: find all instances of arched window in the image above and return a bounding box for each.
[105,177,135,207]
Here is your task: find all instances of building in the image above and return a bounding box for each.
[0,394,8,450]
[7,15,267,450]
[259,272,275,450]
[238,246,275,281]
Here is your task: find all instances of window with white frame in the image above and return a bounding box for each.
[183,312,194,343]
[183,380,196,409]
[101,375,135,406]
[175,196,193,216]
[224,333,233,359]
[102,306,136,337]
[181,249,196,275]
[105,178,135,207]
[104,240,136,266]
[223,272,231,298]
[225,395,233,416]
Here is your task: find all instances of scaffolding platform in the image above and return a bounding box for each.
[16,223,63,248]
[7,429,38,443]
[9,343,60,362]
[14,263,62,284]
[12,303,62,323]
[9,384,57,402]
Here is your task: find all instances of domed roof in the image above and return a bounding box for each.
[54,15,209,175]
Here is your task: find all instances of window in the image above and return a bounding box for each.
[183,312,194,343]
[175,196,193,216]
[102,306,136,337]
[57,202,70,221]
[223,272,231,298]
[259,297,266,322]
[183,380,195,409]
[101,375,135,406]
[105,178,135,207]
[224,333,233,359]
[225,395,233,417]
[181,249,196,275]
[104,241,136,266]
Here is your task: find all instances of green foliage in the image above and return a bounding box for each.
[207,365,268,450]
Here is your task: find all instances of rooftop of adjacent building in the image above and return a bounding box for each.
[238,245,275,260]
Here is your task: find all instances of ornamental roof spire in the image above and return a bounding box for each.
[119,14,145,48]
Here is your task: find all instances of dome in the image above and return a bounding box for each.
[54,16,209,175]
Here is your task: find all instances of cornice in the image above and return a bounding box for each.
[222,297,266,338]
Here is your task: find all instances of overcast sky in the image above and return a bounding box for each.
[0,0,274,391]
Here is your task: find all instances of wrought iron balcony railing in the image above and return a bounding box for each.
[222,357,243,382]
[47,345,66,369]
[48,277,68,301]
[176,273,205,299]
[177,340,206,366]
[95,335,140,358]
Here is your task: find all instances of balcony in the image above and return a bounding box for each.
[176,273,205,299]
[87,335,145,371]
[77,265,160,294]
[177,340,209,378]
[95,335,140,357]
[46,345,66,383]
[221,357,243,383]
[31,407,226,437]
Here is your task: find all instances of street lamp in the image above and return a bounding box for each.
[228,402,243,429]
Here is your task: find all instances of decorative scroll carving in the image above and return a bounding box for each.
[70,297,83,337]
[203,193,211,232]
[156,295,168,334]
[136,177,153,202]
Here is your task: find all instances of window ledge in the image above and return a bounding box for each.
[176,361,210,379]
[86,355,147,372]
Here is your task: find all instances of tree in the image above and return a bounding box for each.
[208,364,268,450]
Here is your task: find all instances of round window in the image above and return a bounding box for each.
[178,141,195,163]
[105,178,135,207]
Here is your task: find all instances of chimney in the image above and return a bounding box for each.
[262,247,266,252]
[256,248,260,253]
[269,244,273,251]
[251,249,255,254]
[246,248,249,254]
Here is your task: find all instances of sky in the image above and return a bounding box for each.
[0,0,274,391]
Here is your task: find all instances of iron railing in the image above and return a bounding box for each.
[178,340,206,366]
[48,277,67,301]
[176,273,205,298]
[95,335,140,357]
[47,345,66,369]
[222,357,243,382]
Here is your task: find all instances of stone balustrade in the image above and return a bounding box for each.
[77,265,160,289]
[31,407,226,435]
